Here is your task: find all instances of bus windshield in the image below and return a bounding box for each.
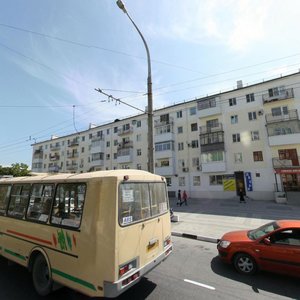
[119,182,168,226]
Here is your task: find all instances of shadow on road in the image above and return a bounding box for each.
[211,256,300,299]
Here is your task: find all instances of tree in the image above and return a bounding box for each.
[0,163,30,177]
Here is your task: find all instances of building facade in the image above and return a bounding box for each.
[32,72,300,201]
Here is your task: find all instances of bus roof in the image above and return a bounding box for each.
[0,170,165,184]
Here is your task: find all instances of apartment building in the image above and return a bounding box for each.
[32,72,300,201]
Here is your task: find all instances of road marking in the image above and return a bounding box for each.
[184,279,215,290]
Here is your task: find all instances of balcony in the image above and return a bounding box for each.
[67,152,79,159]
[90,158,104,167]
[262,88,294,104]
[201,161,226,173]
[118,126,133,136]
[117,141,133,150]
[48,165,60,173]
[155,165,176,176]
[90,140,105,154]
[91,134,105,142]
[117,148,133,163]
[197,97,221,118]
[66,163,78,171]
[68,139,79,147]
[266,109,298,124]
[50,144,61,151]
[49,154,60,161]
[200,123,223,134]
[154,117,174,127]
[272,157,300,169]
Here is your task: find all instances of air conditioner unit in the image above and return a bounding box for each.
[182,167,189,172]
[258,109,264,116]
[197,165,202,171]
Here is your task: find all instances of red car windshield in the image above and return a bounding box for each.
[248,221,280,240]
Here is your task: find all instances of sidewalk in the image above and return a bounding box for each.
[170,197,300,243]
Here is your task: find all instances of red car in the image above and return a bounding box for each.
[217,220,300,276]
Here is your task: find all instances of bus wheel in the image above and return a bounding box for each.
[32,254,53,296]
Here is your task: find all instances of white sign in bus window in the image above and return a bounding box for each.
[122,190,134,202]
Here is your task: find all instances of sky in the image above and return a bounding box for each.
[1,0,300,167]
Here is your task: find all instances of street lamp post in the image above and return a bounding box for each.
[116,0,154,173]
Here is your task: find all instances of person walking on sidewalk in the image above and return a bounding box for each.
[239,188,246,203]
[180,190,188,206]
[177,190,181,206]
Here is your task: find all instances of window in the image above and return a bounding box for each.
[136,134,142,142]
[192,157,200,167]
[106,141,110,147]
[234,153,243,163]
[114,127,118,133]
[231,115,238,124]
[206,119,219,128]
[177,110,183,118]
[229,98,237,106]
[197,98,216,110]
[114,139,118,146]
[118,182,168,225]
[7,184,31,219]
[179,177,185,186]
[191,140,199,148]
[191,123,198,131]
[0,185,11,215]
[114,153,117,159]
[178,126,183,134]
[253,151,263,161]
[246,93,255,103]
[155,141,174,152]
[178,142,184,151]
[160,160,170,167]
[82,136,85,142]
[136,120,141,127]
[106,154,110,160]
[201,151,224,163]
[137,149,142,156]
[251,131,260,141]
[193,176,201,186]
[190,107,196,115]
[209,175,223,185]
[166,177,172,187]
[232,133,240,143]
[26,184,54,222]
[107,128,110,134]
[272,106,288,116]
[248,111,257,121]
[51,183,86,228]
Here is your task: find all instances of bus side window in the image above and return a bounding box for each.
[26,184,53,223]
[51,183,86,228]
[8,184,31,219]
[0,185,11,215]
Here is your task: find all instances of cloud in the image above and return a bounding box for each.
[145,0,272,53]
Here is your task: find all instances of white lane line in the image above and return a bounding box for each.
[184,279,215,290]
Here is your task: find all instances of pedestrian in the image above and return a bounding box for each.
[180,190,188,206]
[177,190,181,206]
[239,188,246,203]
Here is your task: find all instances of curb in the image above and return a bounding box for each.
[171,231,218,244]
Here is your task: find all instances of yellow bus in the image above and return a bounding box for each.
[0,170,172,298]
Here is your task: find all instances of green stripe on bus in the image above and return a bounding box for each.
[4,249,26,261]
[52,268,96,291]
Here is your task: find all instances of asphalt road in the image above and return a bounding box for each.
[0,237,299,299]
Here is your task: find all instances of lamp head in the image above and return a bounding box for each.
[116,0,127,13]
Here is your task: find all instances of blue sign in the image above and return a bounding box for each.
[245,172,253,192]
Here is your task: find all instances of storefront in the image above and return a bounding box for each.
[275,169,300,191]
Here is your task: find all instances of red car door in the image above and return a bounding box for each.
[254,229,300,277]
